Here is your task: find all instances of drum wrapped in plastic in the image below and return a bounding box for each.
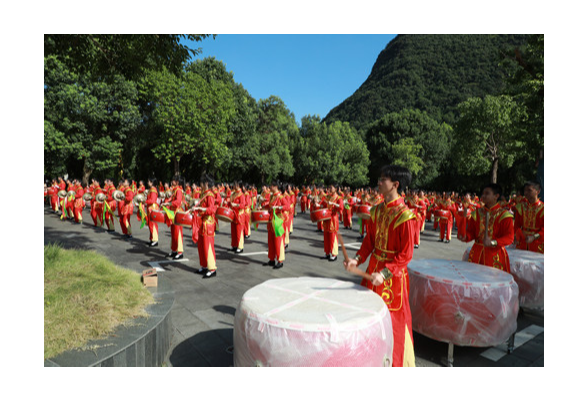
[408,259,519,347]
[506,248,544,311]
[233,277,394,367]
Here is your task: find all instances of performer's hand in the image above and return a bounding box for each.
[343,258,358,272]
[371,272,384,286]
[526,235,536,244]
[483,236,493,247]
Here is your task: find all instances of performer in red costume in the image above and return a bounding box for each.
[192,178,218,278]
[72,179,85,223]
[344,165,417,367]
[145,178,160,247]
[320,184,344,261]
[229,181,247,253]
[342,188,355,230]
[103,178,117,233]
[513,181,544,253]
[121,179,135,238]
[261,182,290,269]
[458,183,515,273]
[166,177,185,259]
[437,192,455,243]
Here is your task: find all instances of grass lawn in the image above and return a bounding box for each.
[44,244,154,360]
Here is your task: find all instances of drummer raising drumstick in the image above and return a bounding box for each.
[343,165,417,367]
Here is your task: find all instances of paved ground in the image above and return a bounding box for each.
[43,203,543,367]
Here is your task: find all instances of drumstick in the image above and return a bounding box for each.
[336,231,373,282]
[484,210,489,240]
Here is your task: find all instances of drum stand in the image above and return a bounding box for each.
[441,332,515,367]
[442,343,455,367]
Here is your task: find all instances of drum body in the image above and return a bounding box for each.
[252,210,270,224]
[356,205,371,220]
[216,206,235,223]
[310,208,332,223]
[174,210,193,228]
[434,209,451,219]
[506,249,544,311]
[149,209,165,224]
[408,259,519,347]
[234,277,393,367]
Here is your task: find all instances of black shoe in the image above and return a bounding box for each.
[273,262,284,269]
[203,270,217,279]
[173,253,183,260]
[285,244,289,249]
[357,236,364,240]
[322,254,331,260]
[195,267,209,275]
[235,248,243,254]
[245,235,250,239]
[263,260,276,267]
[167,251,177,258]
[150,241,158,247]
[437,239,443,242]
[328,256,338,262]
[230,247,237,252]
[414,244,419,249]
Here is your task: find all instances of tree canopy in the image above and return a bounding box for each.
[45,34,543,193]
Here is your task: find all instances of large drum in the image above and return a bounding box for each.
[216,206,235,223]
[310,208,331,223]
[252,210,270,224]
[506,249,544,311]
[174,210,193,228]
[234,277,394,367]
[149,209,165,224]
[434,209,452,219]
[408,259,519,347]
[356,205,371,220]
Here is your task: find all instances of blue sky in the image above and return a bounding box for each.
[185,34,397,125]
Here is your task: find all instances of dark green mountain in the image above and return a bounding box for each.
[323,34,529,131]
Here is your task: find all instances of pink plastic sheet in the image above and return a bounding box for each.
[233,277,394,367]
[408,259,519,347]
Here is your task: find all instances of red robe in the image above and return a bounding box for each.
[464,203,515,273]
[514,199,544,253]
[145,187,160,243]
[320,193,344,256]
[262,191,290,263]
[169,186,184,253]
[355,197,416,367]
[196,190,217,270]
[230,189,247,250]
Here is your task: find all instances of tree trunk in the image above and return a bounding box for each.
[82,158,93,187]
[491,157,499,184]
[173,157,180,178]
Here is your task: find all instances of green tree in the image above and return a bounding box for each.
[453,95,526,184]
[365,109,451,187]
[45,34,213,81]
[140,64,236,177]
[44,56,142,184]
[297,116,369,187]
[253,96,297,183]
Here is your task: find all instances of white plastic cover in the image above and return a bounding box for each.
[408,259,519,347]
[506,248,544,311]
[233,277,393,367]
[463,246,544,311]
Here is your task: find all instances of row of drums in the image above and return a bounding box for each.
[148,203,373,227]
[233,250,544,367]
[148,206,271,227]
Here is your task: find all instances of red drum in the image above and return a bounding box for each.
[356,205,371,220]
[216,206,235,223]
[234,278,393,367]
[174,210,193,228]
[310,208,332,223]
[252,210,270,224]
[408,259,519,347]
[434,209,451,219]
[507,248,544,311]
[149,209,165,224]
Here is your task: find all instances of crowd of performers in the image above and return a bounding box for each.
[44,168,544,367]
